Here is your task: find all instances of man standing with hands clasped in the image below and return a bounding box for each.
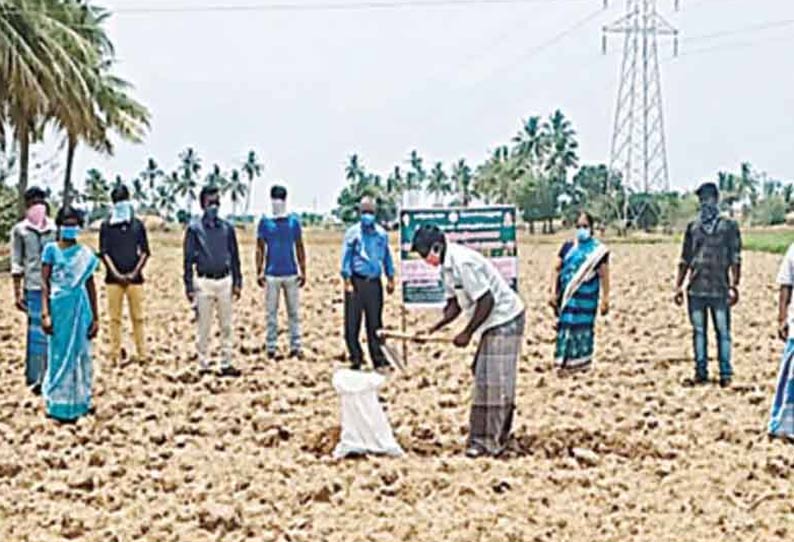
[675,182,742,388]
[256,185,307,360]
[100,183,150,365]
[412,224,525,458]
[340,196,395,371]
[184,185,243,377]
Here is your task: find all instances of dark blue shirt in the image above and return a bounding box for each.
[183,216,242,293]
[340,223,394,280]
[257,214,302,277]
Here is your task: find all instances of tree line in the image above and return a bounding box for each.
[333,109,793,233]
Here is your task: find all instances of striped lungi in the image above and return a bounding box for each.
[468,312,525,456]
[25,290,48,389]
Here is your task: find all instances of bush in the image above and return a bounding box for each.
[750,196,787,226]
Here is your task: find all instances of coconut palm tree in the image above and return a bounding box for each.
[178,148,202,215]
[0,0,104,215]
[386,165,404,200]
[452,159,476,208]
[226,169,248,217]
[205,164,228,192]
[152,183,177,222]
[241,150,263,215]
[512,116,548,175]
[426,162,451,206]
[140,157,164,191]
[345,154,364,185]
[84,168,110,216]
[131,177,149,212]
[544,109,579,183]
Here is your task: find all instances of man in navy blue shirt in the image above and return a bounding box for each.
[341,196,395,370]
[256,185,307,360]
[183,185,242,377]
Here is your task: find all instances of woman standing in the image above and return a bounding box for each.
[769,243,794,440]
[549,212,610,372]
[41,207,100,422]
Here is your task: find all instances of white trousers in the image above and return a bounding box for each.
[195,276,234,368]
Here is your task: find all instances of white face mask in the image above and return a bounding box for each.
[272,199,287,218]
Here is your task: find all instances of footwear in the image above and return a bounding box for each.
[218,365,242,378]
[719,377,732,389]
[289,349,303,360]
[683,375,708,387]
[465,447,485,459]
[351,362,363,371]
[198,365,212,376]
[30,383,42,396]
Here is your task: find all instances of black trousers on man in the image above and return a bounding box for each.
[344,276,387,369]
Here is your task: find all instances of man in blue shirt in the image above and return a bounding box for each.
[256,185,307,359]
[183,185,242,377]
[341,196,395,370]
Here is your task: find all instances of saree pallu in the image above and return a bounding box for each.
[43,245,99,422]
[555,240,609,371]
[769,339,794,438]
[25,290,48,388]
[469,312,525,456]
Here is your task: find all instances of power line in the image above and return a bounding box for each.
[685,17,794,42]
[112,0,593,15]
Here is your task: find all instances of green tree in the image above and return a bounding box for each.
[426,161,451,205]
[512,116,548,174]
[177,148,202,216]
[451,159,476,208]
[226,169,248,217]
[241,150,263,215]
[84,168,110,218]
[140,157,164,191]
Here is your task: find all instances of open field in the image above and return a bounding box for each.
[1,231,793,542]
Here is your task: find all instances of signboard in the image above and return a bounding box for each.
[399,206,518,308]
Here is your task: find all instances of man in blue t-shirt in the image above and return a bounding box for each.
[256,185,307,359]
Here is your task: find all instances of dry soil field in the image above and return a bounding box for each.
[1,231,793,542]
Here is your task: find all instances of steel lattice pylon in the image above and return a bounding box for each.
[603,0,679,226]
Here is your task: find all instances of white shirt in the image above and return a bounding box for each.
[442,243,525,338]
[777,244,794,339]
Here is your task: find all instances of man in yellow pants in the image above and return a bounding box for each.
[99,184,151,364]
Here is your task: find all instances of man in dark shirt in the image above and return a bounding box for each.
[99,184,150,364]
[675,182,742,387]
[184,185,242,377]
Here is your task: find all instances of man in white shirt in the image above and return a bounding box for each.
[412,224,525,458]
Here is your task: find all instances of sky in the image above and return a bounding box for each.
[58,0,794,213]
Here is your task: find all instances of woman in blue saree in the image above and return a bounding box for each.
[41,207,100,422]
[550,212,611,372]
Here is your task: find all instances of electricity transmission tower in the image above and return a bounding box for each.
[603,0,679,227]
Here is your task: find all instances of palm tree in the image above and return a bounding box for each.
[386,166,404,199]
[452,159,475,208]
[512,116,548,175]
[178,148,202,215]
[345,154,364,185]
[544,109,579,183]
[426,162,451,206]
[84,168,110,216]
[131,177,149,212]
[0,1,105,215]
[226,169,248,217]
[205,163,227,191]
[241,150,263,215]
[140,158,164,191]
[152,183,176,222]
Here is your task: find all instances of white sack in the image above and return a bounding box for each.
[332,369,404,459]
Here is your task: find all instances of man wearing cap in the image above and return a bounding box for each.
[256,185,306,360]
[340,196,395,371]
[412,224,525,458]
[675,182,742,388]
[10,187,56,393]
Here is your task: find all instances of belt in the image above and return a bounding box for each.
[198,270,230,280]
[352,274,381,282]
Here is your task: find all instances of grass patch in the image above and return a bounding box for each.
[744,230,794,254]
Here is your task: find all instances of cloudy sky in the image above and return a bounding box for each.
[64,0,794,212]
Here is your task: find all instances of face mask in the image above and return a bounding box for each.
[576,227,592,243]
[272,199,287,218]
[700,201,719,222]
[110,201,133,225]
[60,225,80,241]
[360,213,376,228]
[204,204,220,220]
[26,203,47,229]
[424,244,443,267]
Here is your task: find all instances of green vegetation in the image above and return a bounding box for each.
[743,231,794,255]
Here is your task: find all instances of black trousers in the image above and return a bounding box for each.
[344,276,386,368]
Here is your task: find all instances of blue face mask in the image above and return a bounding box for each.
[575,227,592,243]
[61,225,80,241]
[361,213,376,228]
[204,204,220,221]
[111,201,133,224]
